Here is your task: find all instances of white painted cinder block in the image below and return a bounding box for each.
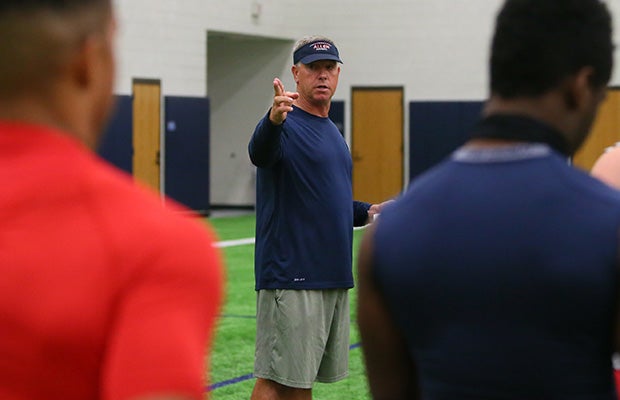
[114,0,620,98]
[112,0,620,205]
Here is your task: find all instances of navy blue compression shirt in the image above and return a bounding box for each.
[373,116,620,399]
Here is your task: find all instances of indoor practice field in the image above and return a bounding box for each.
[204,213,371,399]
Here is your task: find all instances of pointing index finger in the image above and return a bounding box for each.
[273,77,285,97]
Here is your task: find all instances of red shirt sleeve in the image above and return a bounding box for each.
[101,220,223,400]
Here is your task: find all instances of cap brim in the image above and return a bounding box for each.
[300,54,343,64]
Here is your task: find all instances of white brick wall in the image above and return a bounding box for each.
[114,0,302,96]
[115,0,620,97]
[113,0,620,205]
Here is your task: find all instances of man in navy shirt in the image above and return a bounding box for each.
[358,1,620,399]
[249,36,391,400]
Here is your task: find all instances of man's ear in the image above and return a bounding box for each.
[71,35,100,90]
[563,66,595,111]
[291,64,299,84]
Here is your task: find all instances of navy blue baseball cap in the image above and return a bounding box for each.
[293,40,343,65]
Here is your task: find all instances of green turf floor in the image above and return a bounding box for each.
[204,214,371,399]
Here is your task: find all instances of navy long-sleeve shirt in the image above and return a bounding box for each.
[249,106,369,290]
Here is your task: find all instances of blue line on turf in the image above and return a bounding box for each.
[208,373,255,390]
[207,342,362,391]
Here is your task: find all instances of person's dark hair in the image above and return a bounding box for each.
[0,0,108,13]
[0,0,112,98]
[490,0,613,98]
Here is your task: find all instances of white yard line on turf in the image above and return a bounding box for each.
[215,238,255,248]
[215,226,367,248]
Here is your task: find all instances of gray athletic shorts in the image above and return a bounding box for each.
[254,288,350,389]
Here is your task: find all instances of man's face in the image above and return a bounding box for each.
[293,60,340,106]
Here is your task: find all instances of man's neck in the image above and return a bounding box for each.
[466,102,573,156]
[483,95,565,134]
[293,97,330,118]
[0,95,92,148]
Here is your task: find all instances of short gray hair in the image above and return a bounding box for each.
[293,35,336,53]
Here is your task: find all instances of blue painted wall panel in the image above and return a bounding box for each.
[164,96,210,213]
[460,101,485,137]
[97,95,133,173]
[409,101,483,180]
